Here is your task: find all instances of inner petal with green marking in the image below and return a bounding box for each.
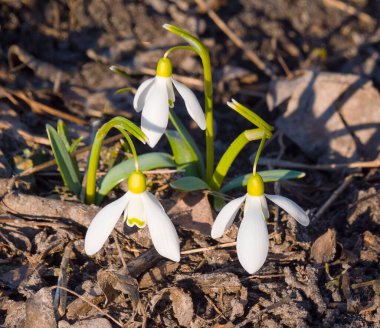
[127,217,146,228]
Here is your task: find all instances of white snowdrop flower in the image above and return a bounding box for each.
[133,57,206,147]
[85,171,180,262]
[211,174,309,274]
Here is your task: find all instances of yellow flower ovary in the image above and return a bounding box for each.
[156,57,172,77]
[247,174,264,196]
[128,171,146,194]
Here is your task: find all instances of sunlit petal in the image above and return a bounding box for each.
[171,78,206,130]
[211,195,246,239]
[142,192,180,262]
[259,195,270,219]
[84,193,129,256]
[141,76,169,147]
[236,196,269,274]
[133,78,155,112]
[126,192,146,228]
[166,78,175,108]
[265,194,309,226]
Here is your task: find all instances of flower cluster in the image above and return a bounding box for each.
[84,33,310,274]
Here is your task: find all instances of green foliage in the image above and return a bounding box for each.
[170,176,210,192]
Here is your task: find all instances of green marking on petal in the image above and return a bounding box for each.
[127,217,146,228]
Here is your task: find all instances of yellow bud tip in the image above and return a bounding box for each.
[156,57,172,77]
[247,174,264,196]
[128,171,146,194]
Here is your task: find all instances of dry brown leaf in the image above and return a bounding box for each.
[169,287,194,327]
[24,287,56,328]
[139,262,179,289]
[311,228,337,263]
[97,269,139,309]
[167,192,214,235]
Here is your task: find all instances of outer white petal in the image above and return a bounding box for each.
[171,78,206,130]
[141,192,180,262]
[126,192,146,228]
[133,78,155,112]
[84,193,129,256]
[259,195,270,219]
[141,76,169,147]
[166,78,175,108]
[211,195,246,239]
[236,196,269,274]
[265,194,309,226]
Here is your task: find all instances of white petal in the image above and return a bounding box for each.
[141,192,180,262]
[84,193,129,256]
[166,78,175,108]
[259,195,270,219]
[126,193,146,228]
[141,76,169,147]
[236,196,269,274]
[171,78,206,130]
[265,194,309,226]
[133,78,155,112]
[211,195,246,239]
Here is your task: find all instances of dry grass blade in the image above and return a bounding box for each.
[50,285,123,327]
[194,0,273,77]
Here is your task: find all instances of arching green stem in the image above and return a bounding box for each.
[164,46,195,58]
[209,129,269,191]
[163,24,214,184]
[86,117,146,204]
[253,137,266,175]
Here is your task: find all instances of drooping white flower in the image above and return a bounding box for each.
[85,171,180,262]
[211,174,309,274]
[133,57,206,147]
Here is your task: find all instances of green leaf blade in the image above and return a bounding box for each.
[46,124,82,195]
[220,170,306,193]
[170,176,210,192]
[97,152,176,203]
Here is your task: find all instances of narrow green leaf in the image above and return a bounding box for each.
[227,99,274,133]
[109,65,129,79]
[168,111,204,177]
[97,152,176,203]
[166,130,199,177]
[46,124,82,195]
[69,136,83,154]
[170,176,210,192]
[111,117,147,144]
[220,170,306,193]
[57,120,71,152]
[115,87,132,95]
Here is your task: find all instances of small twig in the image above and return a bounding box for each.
[181,242,236,255]
[113,232,128,272]
[242,273,286,281]
[236,296,293,327]
[194,0,273,77]
[0,217,72,230]
[12,90,87,125]
[259,157,380,170]
[204,294,228,321]
[54,242,73,317]
[50,285,123,327]
[322,0,375,27]
[314,174,357,220]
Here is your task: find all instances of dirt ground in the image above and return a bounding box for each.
[0,0,379,327]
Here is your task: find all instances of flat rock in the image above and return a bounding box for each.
[267,71,380,163]
[24,287,56,328]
